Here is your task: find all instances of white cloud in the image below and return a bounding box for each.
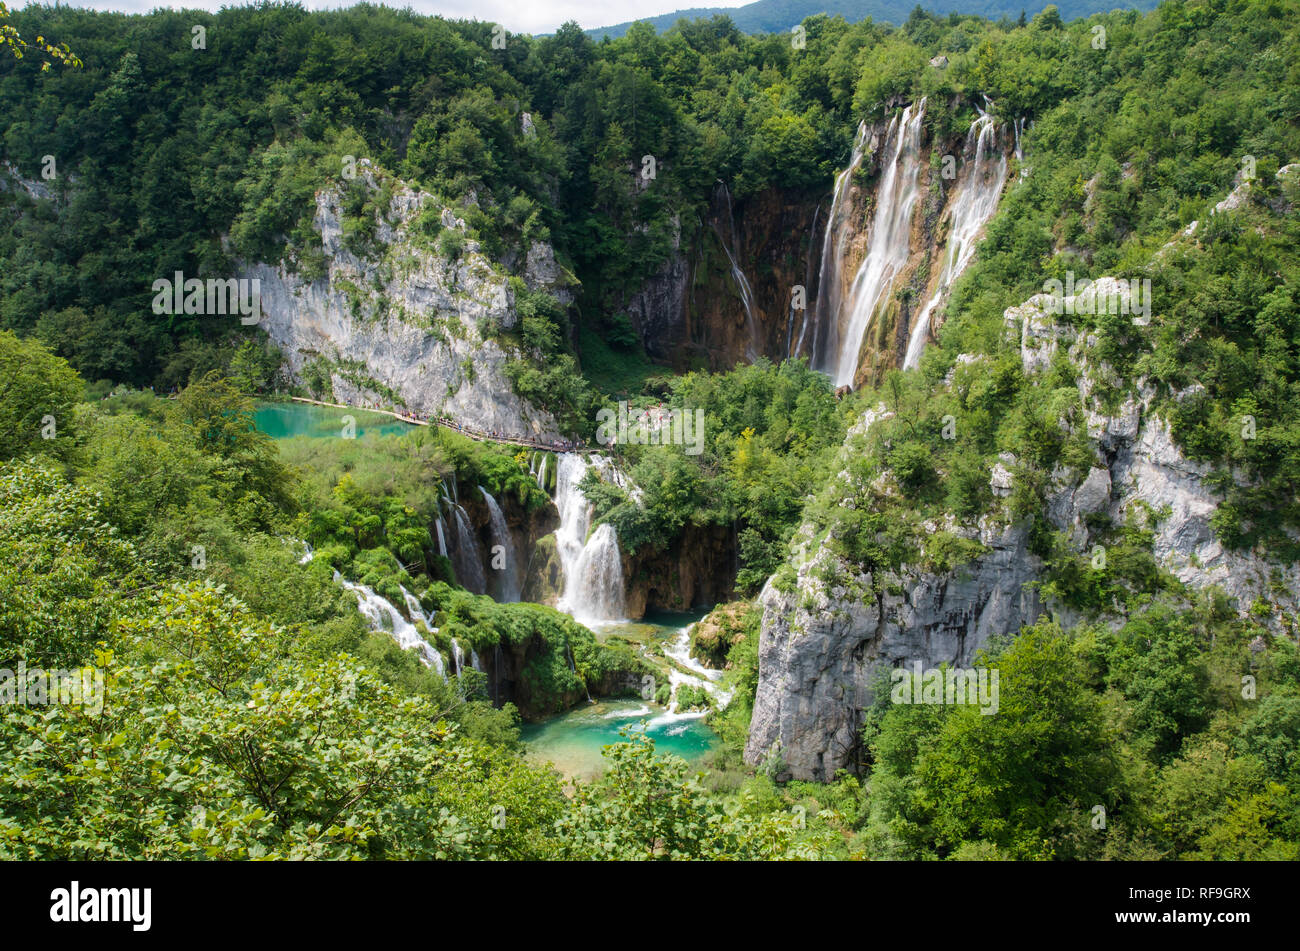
[24,0,753,36]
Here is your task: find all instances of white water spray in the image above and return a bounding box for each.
[450,503,487,595]
[335,572,446,678]
[713,183,760,362]
[832,100,928,386]
[479,486,521,602]
[902,114,1008,370]
[806,120,870,367]
[553,453,627,626]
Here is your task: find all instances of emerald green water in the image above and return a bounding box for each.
[522,608,720,781]
[253,402,415,440]
[520,698,718,782]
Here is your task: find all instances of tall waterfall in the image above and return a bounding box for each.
[789,201,822,359]
[806,120,869,368]
[902,113,1008,370]
[479,486,521,602]
[713,183,760,362]
[831,100,928,386]
[553,453,627,627]
[450,503,487,595]
[335,572,446,678]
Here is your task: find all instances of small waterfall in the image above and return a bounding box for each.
[832,100,927,386]
[552,453,627,627]
[567,643,593,703]
[450,637,465,678]
[479,486,521,602]
[807,120,870,367]
[565,524,626,626]
[450,503,487,595]
[336,572,446,678]
[713,183,760,362]
[535,454,548,492]
[1014,117,1027,180]
[434,516,448,558]
[902,114,1008,370]
[789,202,822,359]
[492,642,504,705]
[471,648,483,672]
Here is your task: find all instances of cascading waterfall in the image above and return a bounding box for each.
[806,120,869,367]
[535,453,548,492]
[902,113,1009,370]
[450,503,487,595]
[479,486,521,602]
[450,637,465,678]
[566,524,625,625]
[789,202,822,359]
[713,183,760,362]
[831,100,928,386]
[335,572,446,678]
[434,516,448,558]
[552,453,627,627]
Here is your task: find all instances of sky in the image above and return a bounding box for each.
[24,0,754,35]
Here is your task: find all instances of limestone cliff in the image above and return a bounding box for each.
[247,162,569,440]
[745,277,1300,782]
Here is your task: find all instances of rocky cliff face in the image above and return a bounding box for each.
[618,105,1015,383]
[247,163,567,440]
[745,277,1300,782]
[623,522,737,618]
[745,518,1045,781]
[620,187,822,372]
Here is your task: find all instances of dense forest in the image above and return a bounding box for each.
[2,0,1299,860]
[587,0,1158,40]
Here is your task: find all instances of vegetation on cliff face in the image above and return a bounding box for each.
[3,0,1300,861]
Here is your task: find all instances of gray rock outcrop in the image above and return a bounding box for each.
[745,279,1300,781]
[247,163,565,439]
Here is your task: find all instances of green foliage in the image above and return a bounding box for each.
[0,329,81,461]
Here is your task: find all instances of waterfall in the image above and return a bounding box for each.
[789,202,822,359]
[565,524,625,626]
[479,486,521,602]
[713,183,759,362]
[567,642,594,703]
[806,120,870,367]
[552,453,627,627]
[450,504,487,595]
[434,516,448,558]
[450,637,465,678]
[335,572,446,678]
[832,100,927,386]
[902,114,1009,370]
[535,453,548,492]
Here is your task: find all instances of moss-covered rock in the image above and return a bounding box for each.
[691,601,760,668]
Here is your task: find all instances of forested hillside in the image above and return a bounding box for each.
[587,0,1157,40]
[2,0,1299,862]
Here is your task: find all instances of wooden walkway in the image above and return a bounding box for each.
[287,396,596,453]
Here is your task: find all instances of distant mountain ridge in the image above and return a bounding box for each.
[587,0,1156,39]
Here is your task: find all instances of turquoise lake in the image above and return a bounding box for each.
[253,401,416,440]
